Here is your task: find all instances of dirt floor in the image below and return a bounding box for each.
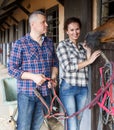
[0,117,14,130]
[0,116,64,130]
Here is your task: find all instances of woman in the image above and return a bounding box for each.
[56,17,101,130]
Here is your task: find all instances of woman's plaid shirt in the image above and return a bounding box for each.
[8,34,58,96]
[56,39,89,87]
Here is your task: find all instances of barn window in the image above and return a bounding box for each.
[46,5,59,48]
[100,0,114,24]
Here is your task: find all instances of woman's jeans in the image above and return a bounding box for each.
[60,79,88,130]
[17,92,51,130]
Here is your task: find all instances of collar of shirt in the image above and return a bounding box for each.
[65,38,84,51]
[26,33,45,44]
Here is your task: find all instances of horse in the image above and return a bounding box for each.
[85,18,114,49]
[85,18,114,130]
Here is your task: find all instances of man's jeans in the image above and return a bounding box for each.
[60,79,88,130]
[17,92,50,130]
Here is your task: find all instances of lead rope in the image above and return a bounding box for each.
[33,79,67,130]
[97,62,114,130]
[34,67,114,129]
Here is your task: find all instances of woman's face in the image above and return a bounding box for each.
[66,22,81,43]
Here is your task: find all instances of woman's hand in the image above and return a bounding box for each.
[88,50,101,64]
[78,49,101,70]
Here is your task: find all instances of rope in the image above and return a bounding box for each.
[34,64,114,120]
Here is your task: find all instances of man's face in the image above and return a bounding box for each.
[32,14,48,35]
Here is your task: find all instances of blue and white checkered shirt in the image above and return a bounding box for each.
[56,39,89,87]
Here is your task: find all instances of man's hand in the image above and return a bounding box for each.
[47,79,58,88]
[32,74,46,86]
[21,72,46,86]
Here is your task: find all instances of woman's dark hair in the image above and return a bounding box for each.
[64,17,82,31]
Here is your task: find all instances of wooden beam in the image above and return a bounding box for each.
[0,0,4,6]
[10,16,19,24]
[16,2,30,15]
[56,0,64,6]
[4,21,10,27]
[0,0,24,10]
[1,25,5,30]
[0,6,17,19]
[0,0,17,10]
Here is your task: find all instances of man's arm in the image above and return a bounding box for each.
[21,72,46,86]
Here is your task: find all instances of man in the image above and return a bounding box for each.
[8,11,58,130]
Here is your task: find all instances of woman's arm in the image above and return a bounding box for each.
[78,50,101,70]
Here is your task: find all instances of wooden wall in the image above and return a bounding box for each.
[64,0,114,130]
[91,43,114,130]
[64,0,92,41]
[64,0,92,130]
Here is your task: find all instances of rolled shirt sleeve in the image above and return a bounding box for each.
[8,40,24,79]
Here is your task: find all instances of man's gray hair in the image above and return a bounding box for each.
[29,11,46,25]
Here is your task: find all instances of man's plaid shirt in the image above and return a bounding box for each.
[8,34,58,96]
[56,39,89,87]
